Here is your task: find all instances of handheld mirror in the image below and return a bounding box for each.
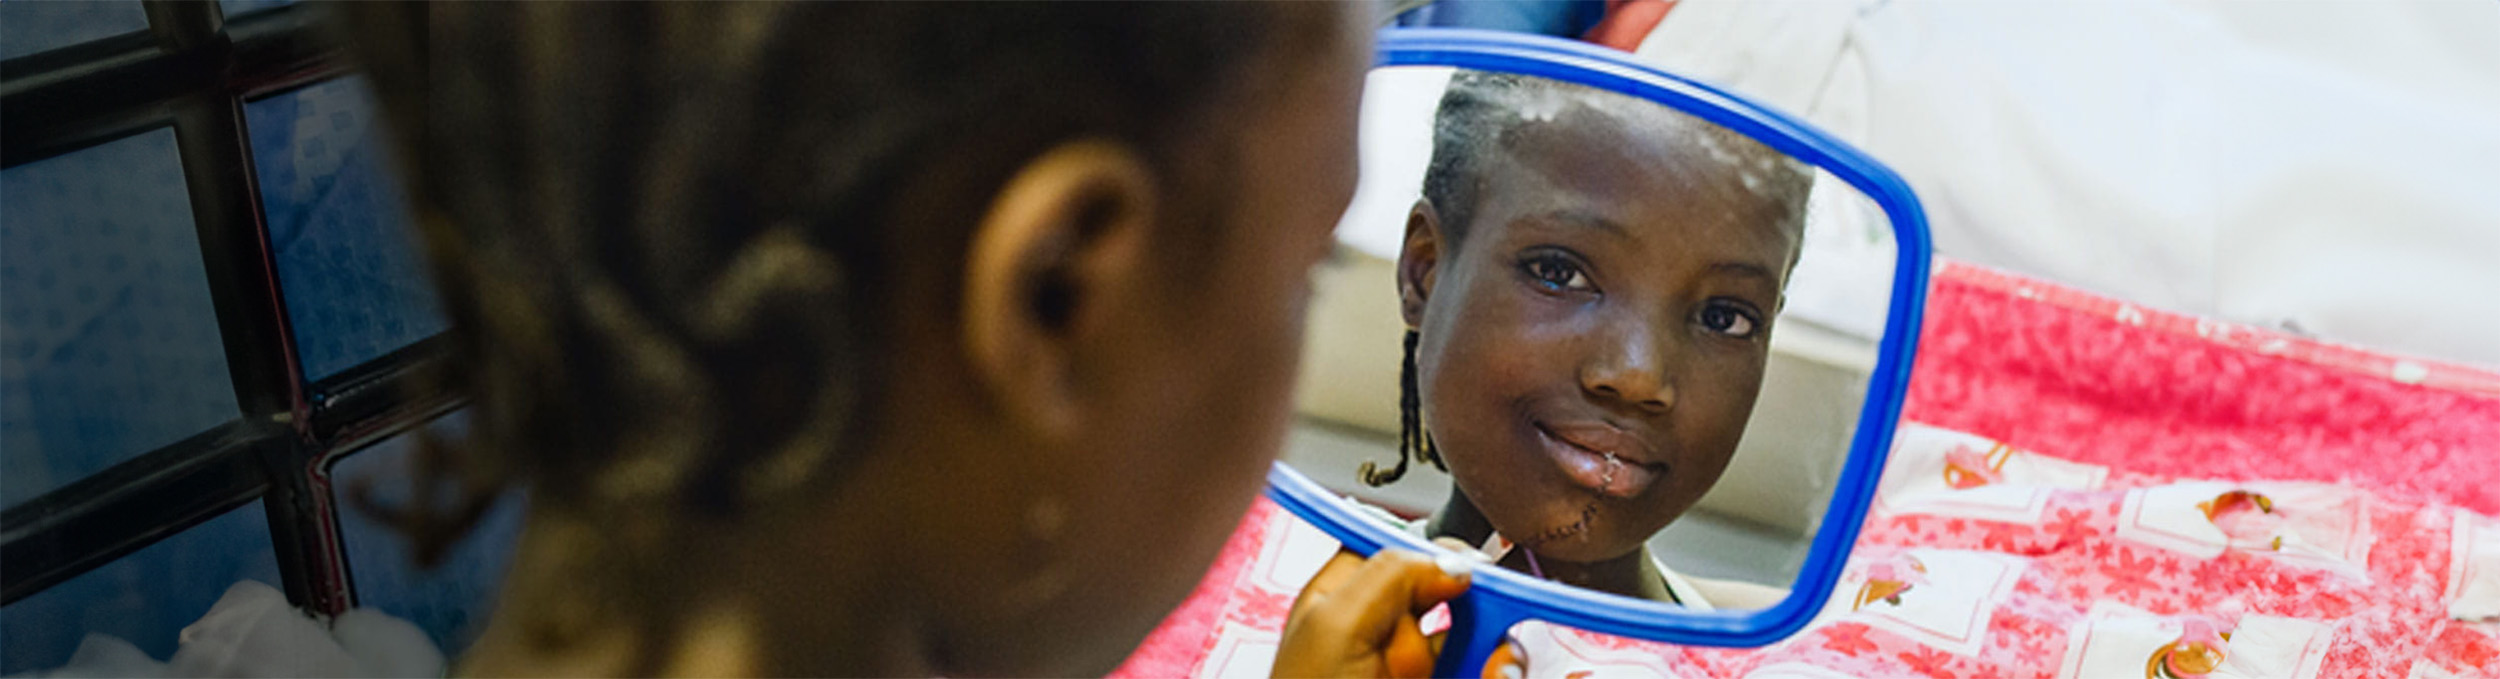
[1270,29,1930,675]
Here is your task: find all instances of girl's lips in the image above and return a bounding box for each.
[1535,423,1663,499]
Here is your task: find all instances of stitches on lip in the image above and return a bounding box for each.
[1540,420,1669,471]
[1513,423,1648,552]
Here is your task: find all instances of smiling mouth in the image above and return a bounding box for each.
[1534,422,1667,499]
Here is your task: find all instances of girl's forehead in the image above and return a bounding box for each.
[1515,102,1798,195]
[1483,110,1806,253]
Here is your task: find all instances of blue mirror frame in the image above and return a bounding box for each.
[1263,28,1933,676]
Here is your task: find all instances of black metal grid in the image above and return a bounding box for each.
[1,1,455,616]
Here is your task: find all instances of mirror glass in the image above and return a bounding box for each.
[1283,64,1898,614]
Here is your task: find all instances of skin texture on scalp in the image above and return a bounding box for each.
[1401,74,1811,600]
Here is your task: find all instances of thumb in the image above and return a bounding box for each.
[1383,612,1436,678]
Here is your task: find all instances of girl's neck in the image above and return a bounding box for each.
[1425,492,1675,603]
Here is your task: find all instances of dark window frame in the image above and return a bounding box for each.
[1,1,455,617]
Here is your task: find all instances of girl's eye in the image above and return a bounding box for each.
[1521,255,1593,292]
[1698,301,1761,338]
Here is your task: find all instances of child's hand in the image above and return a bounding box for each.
[1271,546,1475,678]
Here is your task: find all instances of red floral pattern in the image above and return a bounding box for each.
[1115,259,2500,678]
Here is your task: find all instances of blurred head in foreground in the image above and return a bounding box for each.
[335,3,1366,675]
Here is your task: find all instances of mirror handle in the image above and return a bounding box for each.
[1267,464,1527,675]
[1440,584,1530,679]
[1435,590,1528,678]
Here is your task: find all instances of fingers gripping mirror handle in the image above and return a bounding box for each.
[1435,589,1525,678]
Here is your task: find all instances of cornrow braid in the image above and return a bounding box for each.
[327,1,1295,565]
[1360,329,1445,486]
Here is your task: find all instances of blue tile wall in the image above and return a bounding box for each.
[243,77,444,382]
[1,129,239,508]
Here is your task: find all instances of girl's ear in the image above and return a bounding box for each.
[1397,199,1444,328]
[961,140,1158,440]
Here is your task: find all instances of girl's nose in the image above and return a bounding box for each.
[1580,322,1675,414]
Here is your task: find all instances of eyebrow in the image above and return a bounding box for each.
[1709,262,1779,284]
[1531,209,1630,238]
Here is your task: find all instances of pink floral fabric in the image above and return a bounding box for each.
[1111,259,2500,678]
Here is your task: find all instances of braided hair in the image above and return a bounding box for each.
[327,2,1307,564]
[1359,330,1445,486]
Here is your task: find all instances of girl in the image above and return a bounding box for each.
[336,3,1461,676]
[1363,71,1812,606]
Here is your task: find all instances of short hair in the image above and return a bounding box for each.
[331,2,1305,560]
[1418,70,1813,245]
